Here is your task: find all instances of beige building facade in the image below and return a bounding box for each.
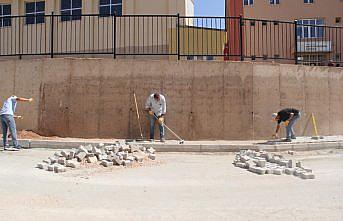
[243,0,343,65]
[0,0,194,16]
[0,0,194,57]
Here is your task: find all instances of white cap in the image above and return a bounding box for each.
[272,113,278,119]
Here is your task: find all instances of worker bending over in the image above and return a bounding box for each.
[145,93,166,142]
[272,108,301,142]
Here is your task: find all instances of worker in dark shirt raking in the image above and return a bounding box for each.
[272,108,301,142]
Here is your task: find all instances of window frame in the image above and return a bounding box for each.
[99,0,122,17]
[269,0,280,5]
[25,1,45,25]
[304,0,314,4]
[243,0,254,6]
[297,19,324,39]
[60,0,82,22]
[0,4,12,28]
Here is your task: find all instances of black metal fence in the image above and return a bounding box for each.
[0,13,342,66]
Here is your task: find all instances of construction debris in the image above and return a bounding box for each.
[233,150,315,179]
[36,142,156,173]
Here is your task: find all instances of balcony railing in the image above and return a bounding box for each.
[0,13,342,66]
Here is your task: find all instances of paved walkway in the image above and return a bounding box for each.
[1,136,343,152]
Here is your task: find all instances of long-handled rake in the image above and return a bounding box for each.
[153,114,184,144]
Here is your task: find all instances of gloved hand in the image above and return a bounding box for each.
[158,117,164,125]
[284,121,289,126]
[148,110,154,116]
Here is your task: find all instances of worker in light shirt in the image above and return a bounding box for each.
[1,95,33,151]
[145,93,166,142]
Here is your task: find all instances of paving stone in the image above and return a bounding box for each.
[122,152,129,160]
[92,146,102,155]
[67,150,76,160]
[87,156,98,163]
[294,169,306,177]
[126,156,135,161]
[288,160,294,168]
[97,154,108,161]
[123,160,133,167]
[147,147,156,154]
[58,157,67,165]
[53,152,62,158]
[129,144,140,153]
[77,145,87,153]
[100,160,113,167]
[43,159,52,165]
[256,159,266,168]
[37,163,46,170]
[113,157,123,165]
[48,157,58,164]
[300,172,315,179]
[76,152,87,162]
[66,160,80,168]
[248,166,266,175]
[272,168,283,175]
[60,150,68,157]
[54,165,66,173]
[240,155,250,163]
[235,162,247,168]
[265,168,273,174]
[47,165,55,171]
[285,168,295,175]
[133,152,145,162]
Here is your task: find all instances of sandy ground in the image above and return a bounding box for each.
[0,149,342,221]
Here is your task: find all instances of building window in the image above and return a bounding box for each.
[243,0,254,6]
[270,0,280,4]
[304,0,314,4]
[297,19,324,39]
[25,1,45,25]
[0,4,11,27]
[61,0,82,21]
[99,0,122,16]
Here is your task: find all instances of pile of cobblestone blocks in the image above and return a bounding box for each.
[233,150,315,179]
[36,142,156,173]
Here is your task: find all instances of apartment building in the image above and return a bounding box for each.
[243,0,343,64]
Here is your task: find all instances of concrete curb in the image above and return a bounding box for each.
[1,138,342,152]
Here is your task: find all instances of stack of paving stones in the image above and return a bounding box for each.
[36,141,156,173]
[233,150,315,179]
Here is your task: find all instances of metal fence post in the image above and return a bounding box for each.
[19,17,22,59]
[239,15,244,61]
[113,14,116,59]
[294,19,298,64]
[50,12,54,58]
[177,13,180,60]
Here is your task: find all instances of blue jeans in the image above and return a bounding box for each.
[149,115,165,140]
[1,114,19,148]
[286,112,301,139]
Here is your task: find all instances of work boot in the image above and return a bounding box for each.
[13,145,22,150]
[160,138,166,143]
[284,138,292,142]
[291,136,296,139]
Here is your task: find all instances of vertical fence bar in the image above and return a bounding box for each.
[19,17,22,59]
[239,15,244,61]
[177,13,180,60]
[294,20,298,64]
[113,14,116,59]
[50,12,54,58]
